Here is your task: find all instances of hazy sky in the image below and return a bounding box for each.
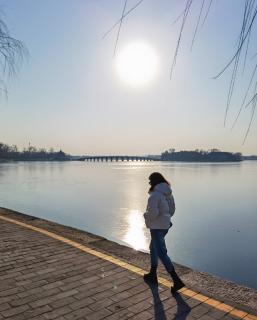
[1,0,256,155]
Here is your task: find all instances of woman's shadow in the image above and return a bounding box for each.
[144,280,191,320]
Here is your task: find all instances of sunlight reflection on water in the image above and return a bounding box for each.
[123,209,148,251]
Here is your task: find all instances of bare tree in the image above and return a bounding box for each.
[106,0,257,143]
[0,12,27,97]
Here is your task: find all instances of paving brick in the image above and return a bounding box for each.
[30,316,47,320]
[222,316,241,320]
[10,294,40,307]
[2,314,26,320]
[131,310,153,320]
[42,306,72,319]
[128,298,153,313]
[22,304,52,318]
[1,304,30,318]
[104,309,135,320]
[0,287,24,297]
[69,297,95,310]
[0,294,18,305]
[50,296,76,309]
[61,273,87,284]
[63,306,92,320]
[29,296,56,309]
[187,304,211,318]
[80,275,100,284]
[86,307,113,320]
[42,281,65,290]
[17,287,43,298]
[152,295,178,313]
[108,289,132,302]
[87,297,114,311]
[199,315,218,320]
[207,309,228,319]
[0,303,10,312]
[59,280,84,292]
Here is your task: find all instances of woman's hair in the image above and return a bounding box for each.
[148,172,170,192]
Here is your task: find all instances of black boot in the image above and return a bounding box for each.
[143,266,158,284]
[169,269,185,293]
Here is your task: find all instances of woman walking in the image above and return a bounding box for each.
[143,172,185,293]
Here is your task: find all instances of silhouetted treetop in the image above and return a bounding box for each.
[0,12,27,96]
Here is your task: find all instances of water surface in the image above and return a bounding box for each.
[0,161,256,289]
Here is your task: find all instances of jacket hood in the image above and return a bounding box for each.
[153,182,172,196]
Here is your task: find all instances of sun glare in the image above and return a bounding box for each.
[115,42,159,87]
[123,209,148,251]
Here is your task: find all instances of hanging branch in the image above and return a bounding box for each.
[113,0,128,57]
[0,20,27,77]
[231,63,257,129]
[0,15,27,95]
[191,0,206,50]
[171,0,196,26]
[201,0,213,27]
[226,0,257,133]
[213,4,257,80]
[242,91,257,144]
[224,2,249,126]
[170,0,194,79]
[103,0,144,40]
[244,90,257,109]
[242,0,255,73]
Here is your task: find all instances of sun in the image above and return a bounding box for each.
[115,42,159,87]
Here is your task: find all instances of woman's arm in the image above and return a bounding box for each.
[143,194,160,225]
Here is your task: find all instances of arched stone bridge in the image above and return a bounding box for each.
[78,156,159,162]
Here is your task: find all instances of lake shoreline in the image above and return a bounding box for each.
[1,206,256,314]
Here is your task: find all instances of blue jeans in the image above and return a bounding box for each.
[150,229,174,273]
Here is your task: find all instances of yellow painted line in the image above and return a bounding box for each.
[230,309,248,318]
[194,293,209,302]
[215,303,234,313]
[0,214,256,319]
[204,298,222,307]
[244,315,257,320]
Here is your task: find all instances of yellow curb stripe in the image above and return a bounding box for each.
[244,315,257,320]
[182,288,198,297]
[204,298,222,307]
[230,309,248,318]
[0,214,255,319]
[194,293,209,302]
[216,303,234,313]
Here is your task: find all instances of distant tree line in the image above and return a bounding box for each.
[0,142,68,161]
[161,149,242,162]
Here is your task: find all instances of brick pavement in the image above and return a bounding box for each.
[0,214,256,320]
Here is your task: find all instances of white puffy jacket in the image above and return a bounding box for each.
[143,182,175,229]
